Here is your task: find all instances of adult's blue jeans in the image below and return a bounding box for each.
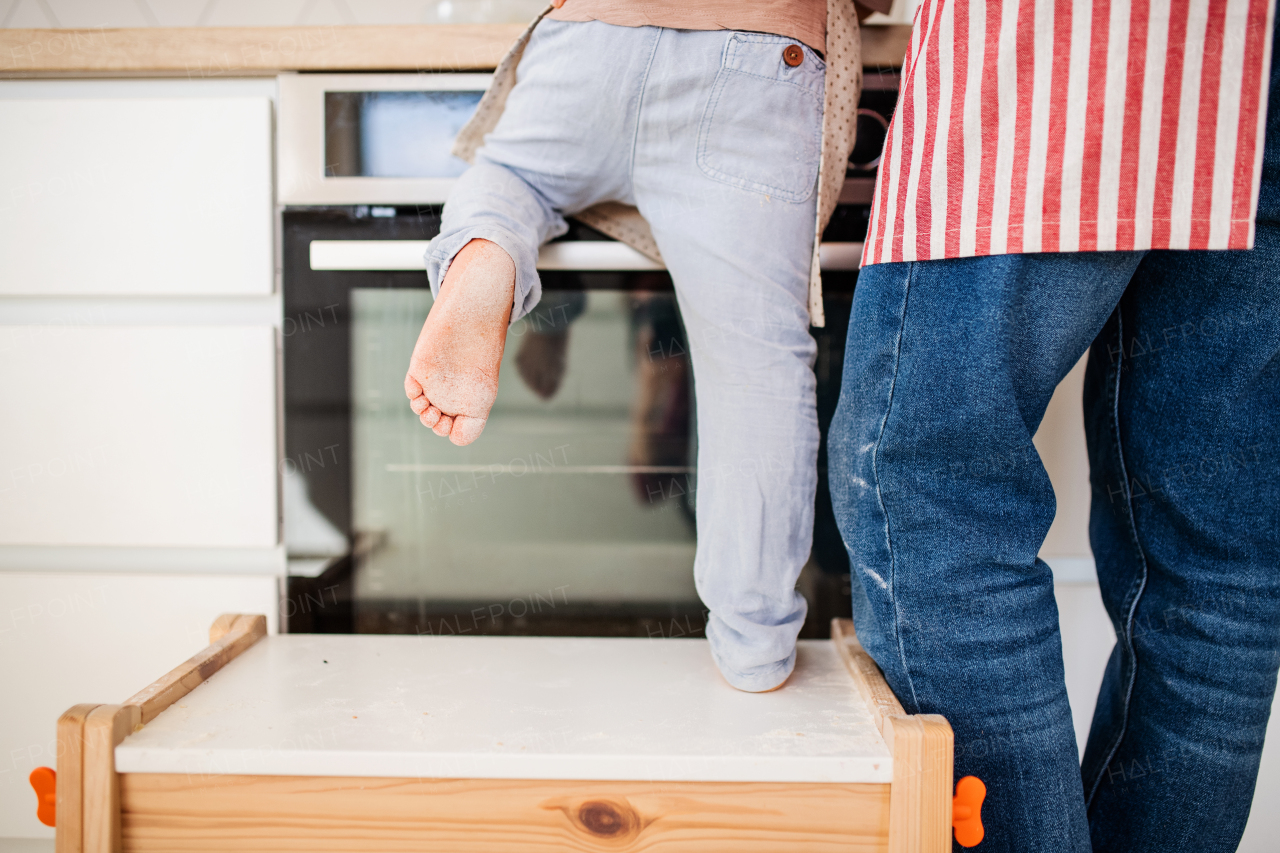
[829,24,1280,853]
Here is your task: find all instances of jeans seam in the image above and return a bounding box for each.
[873,261,920,710]
[627,26,663,191]
[1084,304,1152,812]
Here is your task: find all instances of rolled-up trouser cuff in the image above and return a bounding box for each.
[424,224,543,324]
[706,615,798,692]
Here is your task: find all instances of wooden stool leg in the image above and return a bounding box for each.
[83,705,141,853]
[56,704,102,853]
[886,714,954,853]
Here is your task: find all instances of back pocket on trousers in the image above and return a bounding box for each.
[696,35,824,203]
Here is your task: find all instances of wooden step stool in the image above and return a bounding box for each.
[47,615,960,852]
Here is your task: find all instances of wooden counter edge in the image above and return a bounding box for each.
[831,617,907,734]
[124,613,266,725]
[0,23,911,76]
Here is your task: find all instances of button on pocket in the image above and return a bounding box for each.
[696,35,824,203]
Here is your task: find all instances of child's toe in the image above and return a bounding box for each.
[449,415,486,446]
[404,373,423,399]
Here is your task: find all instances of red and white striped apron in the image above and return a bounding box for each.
[862,0,1277,266]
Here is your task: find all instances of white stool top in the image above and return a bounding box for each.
[115,635,892,783]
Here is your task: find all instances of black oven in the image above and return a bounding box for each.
[280,71,899,640]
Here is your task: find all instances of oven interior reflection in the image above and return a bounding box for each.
[350,282,700,614]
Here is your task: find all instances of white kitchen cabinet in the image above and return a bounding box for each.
[0,325,278,548]
[0,94,272,296]
[0,571,278,839]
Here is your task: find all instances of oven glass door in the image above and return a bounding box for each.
[353,280,698,614]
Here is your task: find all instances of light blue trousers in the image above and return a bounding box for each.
[427,19,825,691]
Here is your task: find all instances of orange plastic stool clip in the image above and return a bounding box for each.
[953,775,986,847]
[30,766,56,827]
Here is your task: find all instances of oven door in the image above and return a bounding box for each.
[282,208,860,637]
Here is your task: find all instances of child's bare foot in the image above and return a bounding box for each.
[405,239,516,446]
[722,672,791,693]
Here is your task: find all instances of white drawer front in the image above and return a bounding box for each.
[0,326,277,547]
[0,97,272,296]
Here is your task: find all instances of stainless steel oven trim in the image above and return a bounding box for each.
[277,72,494,206]
[309,240,864,271]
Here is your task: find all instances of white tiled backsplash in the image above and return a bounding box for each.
[0,0,550,28]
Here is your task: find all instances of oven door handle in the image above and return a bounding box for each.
[308,240,863,272]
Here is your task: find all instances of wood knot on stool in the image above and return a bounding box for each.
[577,799,637,838]
[541,793,649,845]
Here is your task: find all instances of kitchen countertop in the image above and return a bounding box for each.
[0,23,911,76]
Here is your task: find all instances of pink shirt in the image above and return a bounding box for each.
[863,0,1277,266]
[547,0,828,53]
